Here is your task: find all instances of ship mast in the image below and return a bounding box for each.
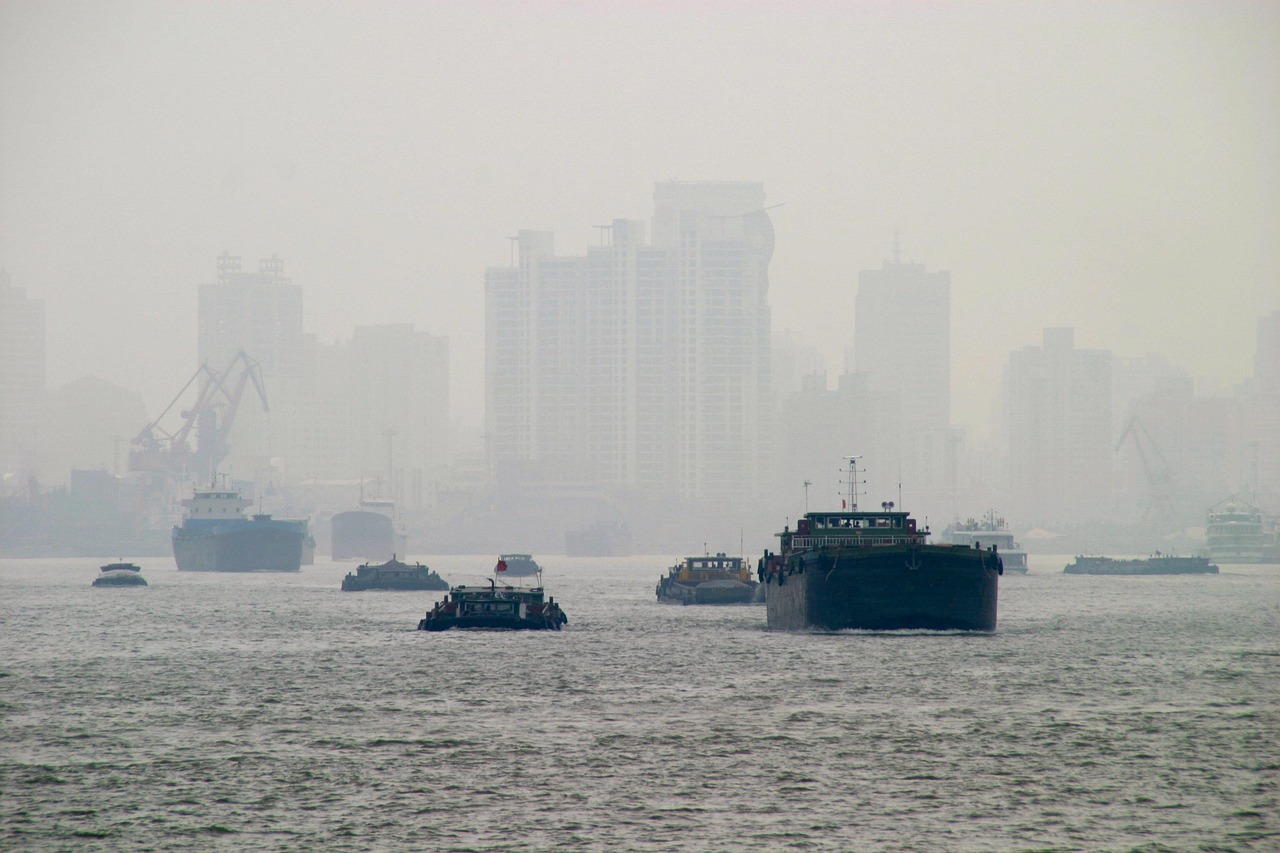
[842,456,864,511]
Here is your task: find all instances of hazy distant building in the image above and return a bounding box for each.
[196,253,306,478]
[0,270,45,482]
[851,251,953,516]
[1001,327,1112,526]
[1231,311,1280,508]
[486,181,774,516]
[38,376,149,489]
[348,323,450,508]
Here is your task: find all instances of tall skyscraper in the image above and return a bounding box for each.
[1002,327,1112,526]
[0,270,46,481]
[486,181,773,516]
[851,248,953,516]
[196,253,306,477]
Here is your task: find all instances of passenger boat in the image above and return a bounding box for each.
[495,553,541,577]
[417,579,568,631]
[1206,497,1279,564]
[942,510,1028,573]
[761,458,1001,631]
[92,562,148,587]
[656,552,762,605]
[340,556,448,591]
[172,481,304,572]
[418,558,567,631]
[1064,554,1218,575]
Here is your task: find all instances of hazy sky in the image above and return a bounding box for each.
[2,1,1276,439]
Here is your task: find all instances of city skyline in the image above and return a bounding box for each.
[1,2,1275,441]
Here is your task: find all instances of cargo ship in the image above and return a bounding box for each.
[656,552,762,605]
[942,510,1027,573]
[1064,554,1218,575]
[172,484,305,572]
[331,497,407,561]
[760,458,1001,631]
[341,556,448,591]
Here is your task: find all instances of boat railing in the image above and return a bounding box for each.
[790,535,922,549]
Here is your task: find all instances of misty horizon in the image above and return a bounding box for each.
[2,1,1276,441]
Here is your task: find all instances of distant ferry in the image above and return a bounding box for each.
[761,459,1001,632]
[1207,497,1279,564]
[656,553,762,605]
[172,484,304,572]
[1064,554,1218,575]
[341,556,448,591]
[93,562,148,587]
[496,553,541,577]
[942,511,1027,573]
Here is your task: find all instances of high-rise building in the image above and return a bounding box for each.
[1001,327,1112,526]
[196,253,306,477]
[851,249,953,517]
[0,270,45,481]
[485,181,774,517]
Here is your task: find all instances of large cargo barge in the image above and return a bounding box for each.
[331,498,406,561]
[1064,555,1218,575]
[656,552,762,605]
[761,459,1001,632]
[172,485,304,572]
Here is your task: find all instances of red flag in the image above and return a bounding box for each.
[842,499,846,509]
[496,559,508,572]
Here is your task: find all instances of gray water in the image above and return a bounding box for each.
[2,554,1276,852]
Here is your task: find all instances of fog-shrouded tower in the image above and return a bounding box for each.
[851,245,953,519]
[197,253,306,479]
[485,181,774,544]
[0,270,45,483]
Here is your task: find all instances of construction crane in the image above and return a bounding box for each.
[1115,414,1174,521]
[130,351,269,485]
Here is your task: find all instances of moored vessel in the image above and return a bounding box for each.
[656,552,762,605]
[761,458,1001,631]
[92,562,148,587]
[1064,554,1218,575]
[341,556,448,591]
[172,483,304,572]
[942,510,1027,573]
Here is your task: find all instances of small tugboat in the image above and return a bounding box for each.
[495,553,541,577]
[1064,554,1218,575]
[92,562,148,587]
[942,510,1028,573]
[417,560,568,631]
[656,552,762,605]
[341,555,448,591]
[761,457,1001,632]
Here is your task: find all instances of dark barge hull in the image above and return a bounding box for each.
[417,616,562,631]
[765,545,1000,631]
[1065,557,1218,575]
[342,576,448,591]
[173,525,304,572]
[331,511,396,561]
[657,580,761,605]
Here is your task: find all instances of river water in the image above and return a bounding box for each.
[2,554,1276,851]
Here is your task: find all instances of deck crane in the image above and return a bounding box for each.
[129,351,269,484]
[1115,414,1174,521]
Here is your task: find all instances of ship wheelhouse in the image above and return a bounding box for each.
[784,511,927,553]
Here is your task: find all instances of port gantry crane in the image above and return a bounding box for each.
[129,350,269,487]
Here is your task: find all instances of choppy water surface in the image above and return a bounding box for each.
[2,554,1277,851]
